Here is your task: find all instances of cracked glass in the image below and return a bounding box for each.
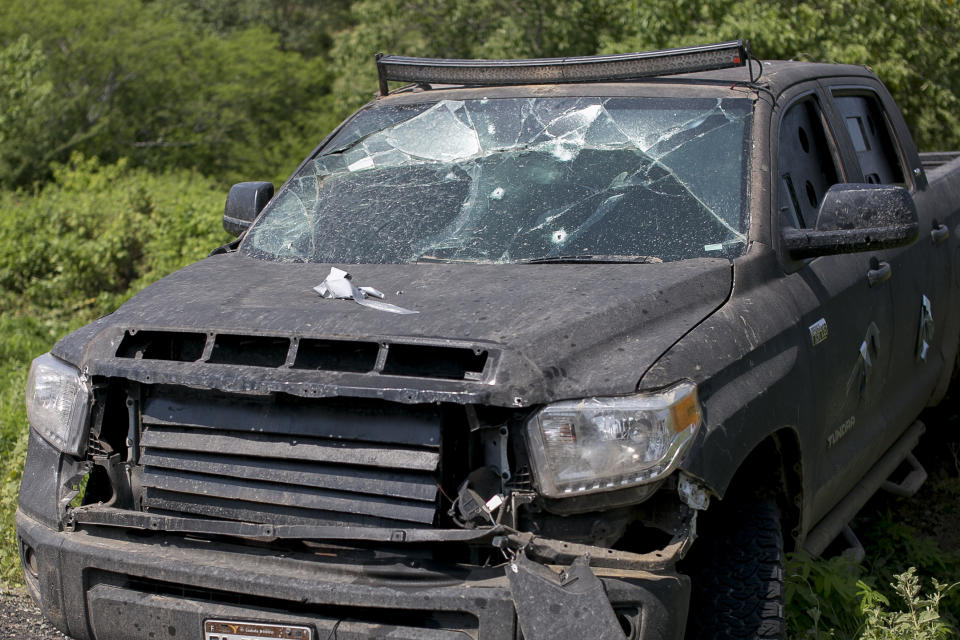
[242,96,752,264]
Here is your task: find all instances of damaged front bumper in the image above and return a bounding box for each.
[16,504,691,640]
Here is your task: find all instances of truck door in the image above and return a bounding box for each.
[776,93,897,522]
[828,86,952,453]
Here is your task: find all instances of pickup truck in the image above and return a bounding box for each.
[15,41,960,640]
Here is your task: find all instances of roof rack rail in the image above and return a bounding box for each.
[375,40,749,95]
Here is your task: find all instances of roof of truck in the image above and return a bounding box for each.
[681,59,875,89]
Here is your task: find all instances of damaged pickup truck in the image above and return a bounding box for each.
[16,41,960,639]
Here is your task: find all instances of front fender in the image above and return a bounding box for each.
[639,249,816,534]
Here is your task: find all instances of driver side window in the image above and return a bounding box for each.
[778,98,839,230]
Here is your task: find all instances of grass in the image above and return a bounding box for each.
[0,155,228,584]
[0,314,65,583]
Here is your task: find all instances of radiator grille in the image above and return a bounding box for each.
[138,390,441,528]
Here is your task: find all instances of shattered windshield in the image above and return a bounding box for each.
[242,96,752,264]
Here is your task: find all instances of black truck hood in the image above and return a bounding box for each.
[53,253,732,407]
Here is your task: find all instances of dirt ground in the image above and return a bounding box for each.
[0,587,70,640]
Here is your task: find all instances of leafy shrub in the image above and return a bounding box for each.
[0,154,229,317]
[0,0,339,188]
[787,552,865,639]
[0,315,56,584]
[855,508,960,632]
[0,154,230,584]
[858,568,957,640]
[0,35,53,188]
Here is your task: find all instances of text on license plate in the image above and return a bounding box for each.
[204,620,312,640]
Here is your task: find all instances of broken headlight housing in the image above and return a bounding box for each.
[25,353,91,457]
[525,381,701,497]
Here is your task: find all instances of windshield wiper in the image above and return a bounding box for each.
[520,254,663,264]
[416,254,482,264]
[416,254,663,264]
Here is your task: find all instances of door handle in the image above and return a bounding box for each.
[931,221,949,245]
[867,258,891,287]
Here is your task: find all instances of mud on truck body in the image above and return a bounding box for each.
[16,41,960,639]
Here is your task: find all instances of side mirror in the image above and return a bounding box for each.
[782,184,919,259]
[223,182,274,237]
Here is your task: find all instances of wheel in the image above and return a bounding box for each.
[681,497,785,639]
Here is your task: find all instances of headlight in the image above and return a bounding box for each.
[25,353,91,457]
[525,381,701,497]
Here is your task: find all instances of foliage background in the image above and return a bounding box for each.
[1,0,959,635]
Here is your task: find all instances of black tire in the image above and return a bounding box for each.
[681,497,785,639]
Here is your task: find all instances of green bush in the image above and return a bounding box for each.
[0,154,229,315]
[0,315,60,584]
[787,552,865,638]
[0,155,230,584]
[0,0,340,188]
[858,568,957,640]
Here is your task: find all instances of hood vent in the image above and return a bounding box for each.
[116,330,206,362]
[382,343,488,380]
[116,329,491,382]
[209,334,290,367]
[292,338,379,373]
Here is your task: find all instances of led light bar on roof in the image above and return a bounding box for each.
[375,40,749,94]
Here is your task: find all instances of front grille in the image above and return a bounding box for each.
[138,389,442,528]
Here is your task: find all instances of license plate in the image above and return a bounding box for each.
[204,620,312,640]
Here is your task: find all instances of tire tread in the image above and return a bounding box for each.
[684,499,785,639]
